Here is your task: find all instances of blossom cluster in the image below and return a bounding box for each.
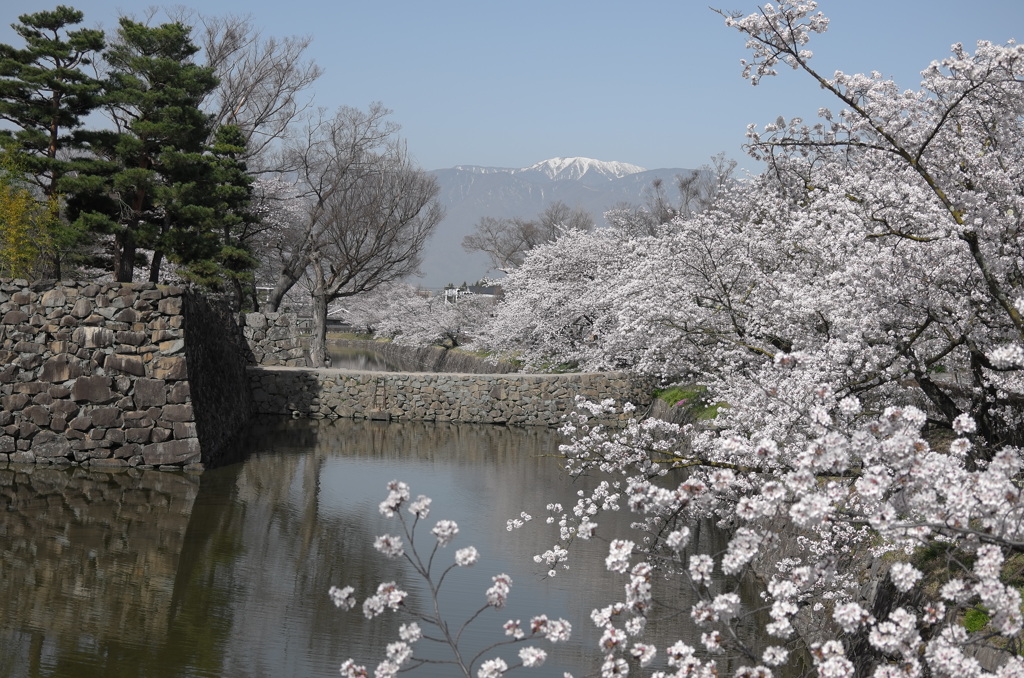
[330,481,572,678]
[330,3,1024,676]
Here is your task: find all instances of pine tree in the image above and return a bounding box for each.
[166,124,257,306]
[0,5,104,277]
[75,18,219,282]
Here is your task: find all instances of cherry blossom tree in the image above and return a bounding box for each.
[342,283,495,349]
[464,2,1024,676]
[334,4,1024,677]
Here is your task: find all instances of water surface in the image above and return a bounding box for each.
[1,418,764,678]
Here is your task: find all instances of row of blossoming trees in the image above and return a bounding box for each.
[330,3,1024,677]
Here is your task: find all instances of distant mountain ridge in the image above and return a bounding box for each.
[449,156,647,182]
[415,156,693,289]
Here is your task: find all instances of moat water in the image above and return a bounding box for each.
[0,418,769,678]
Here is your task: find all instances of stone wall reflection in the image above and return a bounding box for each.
[0,464,199,661]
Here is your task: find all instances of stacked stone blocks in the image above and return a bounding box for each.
[1,279,206,467]
[249,367,651,427]
[240,311,307,366]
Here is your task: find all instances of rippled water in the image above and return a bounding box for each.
[0,418,772,678]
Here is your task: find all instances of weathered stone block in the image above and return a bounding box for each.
[150,427,172,443]
[115,330,147,346]
[72,326,114,348]
[114,443,141,459]
[1,393,29,410]
[70,298,93,318]
[71,375,114,403]
[134,378,167,407]
[90,407,123,427]
[1,310,28,324]
[160,403,193,422]
[142,438,200,466]
[21,405,50,426]
[13,340,45,354]
[114,308,138,322]
[152,356,187,380]
[125,428,151,443]
[172,421,197,438]
[67,413,91,430]
[168,381,190,404]
[40,355,86,382]
[16,353,42,370]
[158,338,185,355]
[50,399,78,418]
[40,288,67,307]
[105,353,145,376]
[157,297,183,315]
[32,437,70,458]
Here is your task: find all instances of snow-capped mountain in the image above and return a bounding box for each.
[516,157,647,182]
[412,158,693,289]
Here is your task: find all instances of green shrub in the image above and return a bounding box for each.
[654,384,726,420]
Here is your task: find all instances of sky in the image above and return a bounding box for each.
[3,0,1023,174]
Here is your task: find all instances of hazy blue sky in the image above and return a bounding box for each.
[3,1,1022,172]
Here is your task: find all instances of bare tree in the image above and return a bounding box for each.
[460,216,535,271]
[305,157,442,365]
[263,103,442,366]
[167,10,323,169]
[461,200,593,272]
[674,152,737,219]
[264,103,398,311]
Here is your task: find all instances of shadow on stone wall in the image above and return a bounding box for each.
[182,292,251,467]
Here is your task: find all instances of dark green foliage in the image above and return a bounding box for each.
[169,125,256,302]
[66,16,260,290]
[0,7,271,295]
[80,18,220,282]
[0,5,104,277]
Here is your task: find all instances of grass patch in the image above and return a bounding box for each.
[963,607,990,633]
[654,384,726,420]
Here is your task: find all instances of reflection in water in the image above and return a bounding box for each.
[0,419,776,678]
[327,346,393,371]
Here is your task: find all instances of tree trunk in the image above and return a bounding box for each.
[265,268,301,312]
[149,249,163,283]
[114,231,136,283]
[309,286,329,368]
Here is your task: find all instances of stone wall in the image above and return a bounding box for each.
[239,311,307,366]
[0,279,250,468]
[248,366,652,427]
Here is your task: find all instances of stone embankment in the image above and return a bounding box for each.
[249,367,652,427]
[0,279,249,469]
[1,278,653,468]
[239,311,307,366]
